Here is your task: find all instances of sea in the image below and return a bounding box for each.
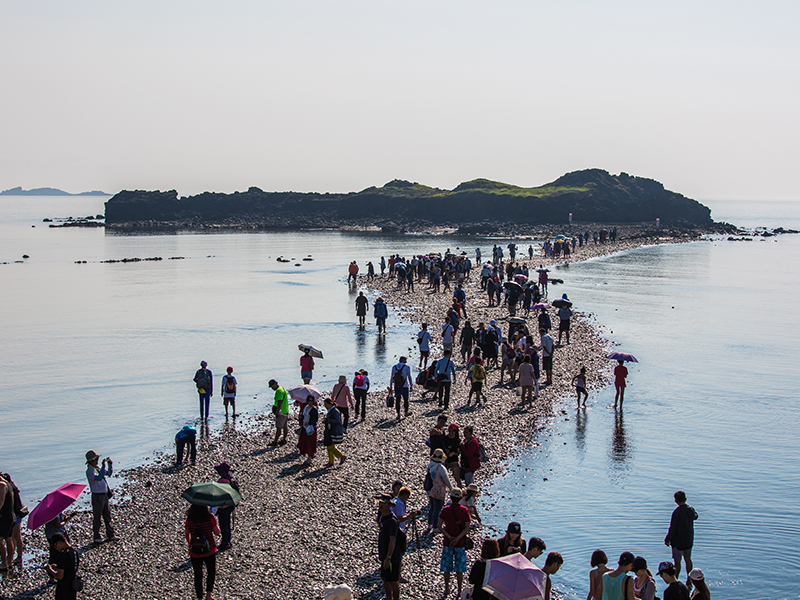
[0,196,798,600]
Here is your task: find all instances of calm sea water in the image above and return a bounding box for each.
[482,199,800,600]
[1,196,798,599]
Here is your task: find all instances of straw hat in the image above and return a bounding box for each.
[323,584,353,600]
[431,448,446,463]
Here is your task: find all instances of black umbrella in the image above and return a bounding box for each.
[552,298,572,308]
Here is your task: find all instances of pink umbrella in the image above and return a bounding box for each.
[607,352,638,363]
[483,553,546,600]
[531,303,551,310]
[27,483,87,530]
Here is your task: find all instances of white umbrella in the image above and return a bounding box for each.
[298,344,324,359]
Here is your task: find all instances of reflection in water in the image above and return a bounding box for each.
[608,410,632,482]
[574,409,587,460]
[355,327,367,358]
[375,333,387,366]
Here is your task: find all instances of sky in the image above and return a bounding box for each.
[1,0,798,200]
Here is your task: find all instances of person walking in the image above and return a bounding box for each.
[425,449,452,532]
[85,450,117,545]
[355,291,369,326]
[540,328,554,385]
[332,375,354,430]
[573,366,589,408]
[175,425,197,465]
[460,426,481,485]
[322,397,346,467]
[435,350,456,410]
[376,493,404,600]
[220,367,237,418]
[518,354,536,409]
[44,533,79,600]
[347,261,359,285]
[459,321,475,363]
[417,324,432,370]
[298,395,319,464]
[352,369,370,421]
[465,357,486,407]
[390,356,412,419]
[193,361,213,421]
[185,504,219,600]
[213,462,239,552]
[664,491,699,581]
[557,296,572,345]
[614,360,628,409]
[437,488,471,599]
[441,317,455,354]
[374,297,389,334]
[268,379,289,446]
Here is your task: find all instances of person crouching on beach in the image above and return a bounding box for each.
[185,504,219,600]
[298,395,319,465]
[322,397,346,467]
[175,425,197,465]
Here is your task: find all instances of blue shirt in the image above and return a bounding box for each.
[435,357,456,382]
[86,463,112,494]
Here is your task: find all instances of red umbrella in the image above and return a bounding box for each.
[27,483,87,530]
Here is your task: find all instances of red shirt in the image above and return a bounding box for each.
[438,503,471,547]
[461,437,481,472]
[614,364,628,386]
[185,515,218,558]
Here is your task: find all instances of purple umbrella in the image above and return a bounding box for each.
[483,553,546,600]
[607,352,638,363]
[531,303,551,310]
[27,483,86,530]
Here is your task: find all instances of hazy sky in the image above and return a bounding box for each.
[1,1,798,200]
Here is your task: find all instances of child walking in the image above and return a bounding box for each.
[572,366,588,407]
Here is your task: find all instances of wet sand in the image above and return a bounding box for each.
[3,231,687,599]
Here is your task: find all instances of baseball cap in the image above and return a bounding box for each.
[507,521,521,534]
[657,561,675,575]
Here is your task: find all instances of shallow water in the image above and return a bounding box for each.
[1,196,798,599]
[482,208,800,600]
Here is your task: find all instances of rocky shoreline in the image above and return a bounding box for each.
[4,235,675,600]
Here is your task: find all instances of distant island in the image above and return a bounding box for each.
[1,186,109,196]
[104,169,728,233]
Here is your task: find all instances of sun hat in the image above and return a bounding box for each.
[450,488,463,499]
[85,450,100,463]
[373,493,396,506]
[657,560,675,575]
[214,462,232,478]
[431,448,446,462]
[200,360,207,366]
[338,375,347,383]
[466,483,480,494]
[688,568,704,581]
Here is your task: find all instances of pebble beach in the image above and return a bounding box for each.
[2,227,706,600]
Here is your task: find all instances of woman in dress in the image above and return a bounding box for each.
[298,395,319,465]
[185,504,220,600]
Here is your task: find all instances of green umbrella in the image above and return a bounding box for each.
[182,482,242,507]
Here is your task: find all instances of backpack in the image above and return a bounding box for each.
[472,364,485,382]
[224,376,236,394]
[415,370,427,386]
[354,373,365,387]
[397,527,408,554]
[423,468,434,492]
[393,365,406,390]
[477,440,488,463]
[195,369,210,390]
[190,522,210,555]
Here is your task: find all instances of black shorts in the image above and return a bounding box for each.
[559,320,570,332]
[471,381,483,392]
[542,356,553,371]
[420,349,429,357]
[380,561,401,582]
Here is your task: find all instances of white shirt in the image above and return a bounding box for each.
[442,324,454,344]
[417,330,432,352]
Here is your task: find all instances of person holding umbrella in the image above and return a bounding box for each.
[614,360,628,409]
[185,504,220,600]
[213,462,239,552]
[556,294,573,345]
[85,451,117,545]
[300,348,315,384]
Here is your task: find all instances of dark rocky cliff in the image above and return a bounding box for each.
[104,169,713,229]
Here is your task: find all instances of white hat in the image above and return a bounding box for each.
[323,584,353,600]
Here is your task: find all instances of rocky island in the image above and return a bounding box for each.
[104,169,727,233]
